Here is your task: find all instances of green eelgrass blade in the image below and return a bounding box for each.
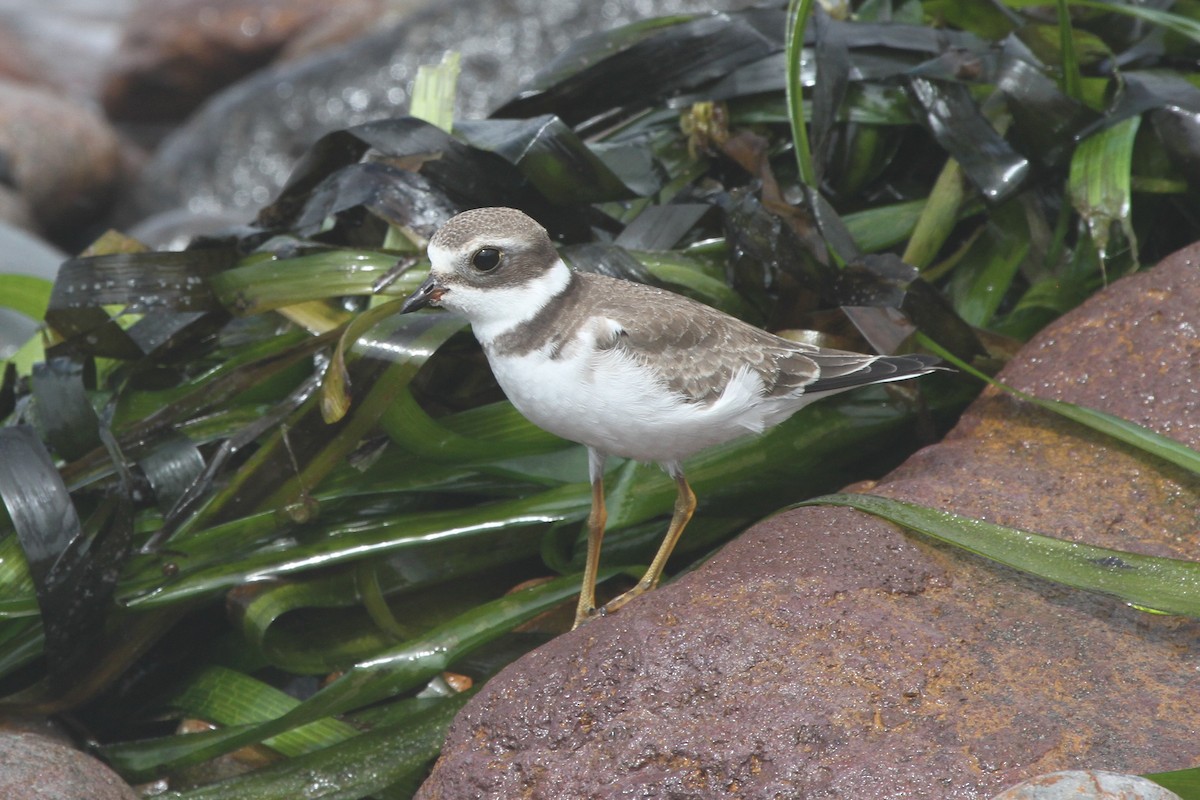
[785,0,816,187]
[918,334,1200,476]
[320,296,412,423]
[0,274,53,320]
[1028,395,1200,475]
[104,571,606,778]
[156,692,472,800]
[208,251,414,315]
[943,198,1029,327]
[411,51,461,134]
[168,666,360,756]
[802,493,1200,617]
[1069,0,1200,45]
[846,199,929,255]
[903,157,966,271]
[1055,0,1083,100]
[120,484,590,609]
[0,618,43,680]
[1068,114,1139,267]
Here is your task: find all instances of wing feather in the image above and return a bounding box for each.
[581,274,821,403]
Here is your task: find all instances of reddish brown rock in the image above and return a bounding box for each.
[417,248,1200,799]
[102,0,390,122]
[0,81,123,234]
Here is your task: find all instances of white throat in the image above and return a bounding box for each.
[442,258,573,344]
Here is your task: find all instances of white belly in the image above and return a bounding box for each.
[484,341,799,465]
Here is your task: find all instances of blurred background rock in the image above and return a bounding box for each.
[0,0,758,255]
[0,0,755,357]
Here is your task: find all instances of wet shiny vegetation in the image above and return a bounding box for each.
[2,1,1200,797]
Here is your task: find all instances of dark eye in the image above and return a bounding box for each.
[472,247,501,272]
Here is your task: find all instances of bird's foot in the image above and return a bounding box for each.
[598,579,653,616]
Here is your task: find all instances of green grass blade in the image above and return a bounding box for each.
[0,618,44,679]
[411,52,461,133]
[169,666,360,756]
[1069,0,1200,45]
[105,573,599,777]
[122,485,590,609]
[786,0,816,186]
[1055,0,1083,100]
[209,251,412,315]
[1030,396,1200,475]
[1068,114,1139,266]
[944,199,1029,327]
[158,693,471,800]
[918,334,1200,476]
[845,199,929,254]
[903,157,966,271]
[803,493,1200,617]
[0,274,53,320]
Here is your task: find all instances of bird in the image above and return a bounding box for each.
[400,206,942,628]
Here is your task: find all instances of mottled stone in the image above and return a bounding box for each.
[991,771,1181,800]
[0,185,34,231]
[416,248,1200,798]
[102,0,396,122]
[0,80,123,234]
[123,0,762,221]
[0,4,134,101]
[0,24,45,86]
[0,731,138,800]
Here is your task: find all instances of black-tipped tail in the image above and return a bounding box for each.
[805,353,945,394]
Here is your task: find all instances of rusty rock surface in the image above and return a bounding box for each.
[417,248,1200,799]
[991,771,1181,800]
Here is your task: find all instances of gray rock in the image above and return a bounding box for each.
[125,0,761,222]
[991,771,1182,800]
[0,1,135,100]
[0,80,124,234]
[101,0,404,122]
[0,731,138,800]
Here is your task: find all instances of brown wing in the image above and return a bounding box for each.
[581,274,823,404]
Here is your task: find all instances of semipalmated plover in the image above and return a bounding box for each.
[401,207,942,627]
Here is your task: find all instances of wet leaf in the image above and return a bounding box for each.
[1069,115,1140,266]
[105,573,599,776]
[411,51,461,133]
[905,76,1030,202]
[153,693,471,800]
[456,116,636,203]
[135,431,207,515]
[495,9,787,128]
[30,357,101,462]
[48,250,230,314]
[0,426,134,694]
[996,41,1097,166]
[805,493,1200,617]
[0,274,53,320]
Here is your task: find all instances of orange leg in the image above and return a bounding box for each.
[573,459,608,629]
[603,468,696,615]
